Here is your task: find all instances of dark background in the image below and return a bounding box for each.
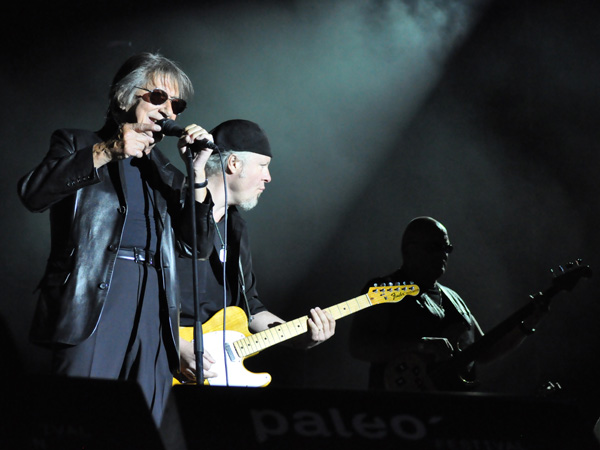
[3,0,599,421]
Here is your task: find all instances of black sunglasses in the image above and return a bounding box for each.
[409,241,454,254]
[135,87,187,115]
[429,243,453,254]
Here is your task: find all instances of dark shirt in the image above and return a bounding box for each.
[179,220,231,325]
[178,207,267,327]
[120,157,157,251]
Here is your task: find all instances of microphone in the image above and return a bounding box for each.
[158,118,220,151]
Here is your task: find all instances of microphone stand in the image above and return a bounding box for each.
[185,147,205,387]
[159,119,217,386]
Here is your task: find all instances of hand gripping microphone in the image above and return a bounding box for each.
[157,118,220,151]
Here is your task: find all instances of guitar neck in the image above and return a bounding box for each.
[451,286,556,368]
[435,260,591,377]
[233,293,375,358]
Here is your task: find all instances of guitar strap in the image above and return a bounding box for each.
[238,257,253,324]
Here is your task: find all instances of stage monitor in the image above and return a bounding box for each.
[160,385,599,450]
[1,375,165,450]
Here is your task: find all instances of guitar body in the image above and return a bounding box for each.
[178,306,272,387]
[383,353,477,393]
[383,353,437,392]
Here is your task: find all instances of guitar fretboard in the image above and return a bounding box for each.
[233,294,372,357]
[233,284,419,358]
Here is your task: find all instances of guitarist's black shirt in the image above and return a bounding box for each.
[177,207,268,327]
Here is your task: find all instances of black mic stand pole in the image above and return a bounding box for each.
[185,147,205,387]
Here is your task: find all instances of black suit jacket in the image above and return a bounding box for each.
[18,128,213,370]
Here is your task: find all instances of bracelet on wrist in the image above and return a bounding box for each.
[194,179,208,189]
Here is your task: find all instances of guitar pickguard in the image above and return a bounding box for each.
[203,329,271,387]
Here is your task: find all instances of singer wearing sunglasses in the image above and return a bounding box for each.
[17,52,215,425]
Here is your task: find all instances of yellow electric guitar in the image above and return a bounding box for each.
[177,283,419,387]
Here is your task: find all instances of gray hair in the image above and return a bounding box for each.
[108,52,193,121]
[205,150,250,177]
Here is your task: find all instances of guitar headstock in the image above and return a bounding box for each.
[550,259,592,292]
[367,283,420,305]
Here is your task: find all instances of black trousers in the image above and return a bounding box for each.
[51,258,172,425]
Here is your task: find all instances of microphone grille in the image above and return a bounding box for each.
[158,119,184,137]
